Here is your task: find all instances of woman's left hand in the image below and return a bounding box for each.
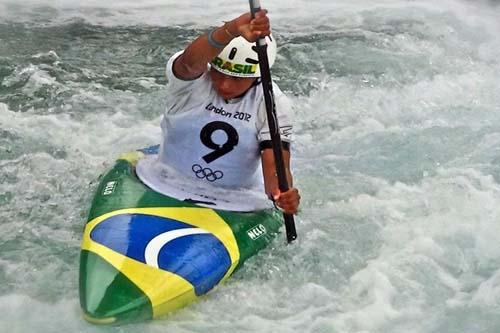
[232,9,271,42]
[270,187,301,215]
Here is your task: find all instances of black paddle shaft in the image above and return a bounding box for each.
[249,0,297,243]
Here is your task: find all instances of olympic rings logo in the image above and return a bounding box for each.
[192,164,224,182]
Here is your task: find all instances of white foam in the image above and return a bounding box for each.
[472,268,500,307]
[314,167,500,332]
[0,0,494,29]
[1,1,500,332]
[0,294,91,332]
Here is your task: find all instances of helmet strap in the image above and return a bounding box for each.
[252,78,262,87]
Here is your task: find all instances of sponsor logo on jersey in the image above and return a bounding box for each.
[205,102,232,118]
[205,103,252,122]
[280,125,293,138]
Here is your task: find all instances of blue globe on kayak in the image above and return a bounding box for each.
[90,213,232,295]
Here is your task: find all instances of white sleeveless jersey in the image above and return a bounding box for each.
[137,51,293,193]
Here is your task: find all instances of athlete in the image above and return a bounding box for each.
[137,9,300,214]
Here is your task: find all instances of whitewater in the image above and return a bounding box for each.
[1,0,500,332]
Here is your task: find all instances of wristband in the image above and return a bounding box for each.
[207,28,227,49]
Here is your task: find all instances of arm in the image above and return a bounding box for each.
[261,148,300,214]
[173,10,271,80]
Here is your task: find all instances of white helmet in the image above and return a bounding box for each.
[210,34,277,78]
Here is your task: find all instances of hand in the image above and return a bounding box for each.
[231,10,271,42]
[270,187,301,215]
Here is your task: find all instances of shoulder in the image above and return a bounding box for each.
[164,51,214,114]
[166,52,212,95]
[167,51,210,83]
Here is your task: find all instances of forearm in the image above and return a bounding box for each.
[174,21,240,80]
[261,148,292,196]
[262,148,300,214]
[173,10,270,80]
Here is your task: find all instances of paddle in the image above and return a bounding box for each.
[248,0,297,243]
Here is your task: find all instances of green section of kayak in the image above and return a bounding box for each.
[79,250,152,324]
[217,209,283,265]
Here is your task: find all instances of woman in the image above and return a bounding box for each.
[137,9,300,214]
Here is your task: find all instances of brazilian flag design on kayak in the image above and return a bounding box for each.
[79,147,283,324]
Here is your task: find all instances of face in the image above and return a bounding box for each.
[209,68,257,100]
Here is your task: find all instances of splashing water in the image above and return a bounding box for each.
[1,0,500,332]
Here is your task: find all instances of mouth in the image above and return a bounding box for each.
[217,89,235,99]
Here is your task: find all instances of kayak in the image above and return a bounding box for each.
[79,146,283,324]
